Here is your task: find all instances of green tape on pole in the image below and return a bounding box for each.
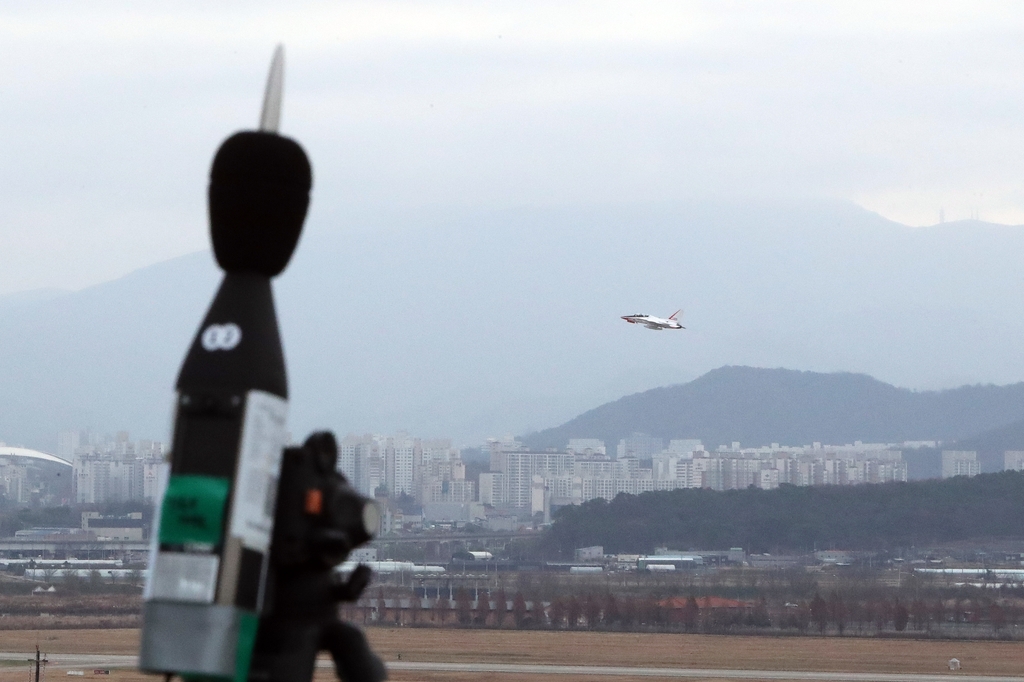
[234,612,259,682]
[159,475,230,545]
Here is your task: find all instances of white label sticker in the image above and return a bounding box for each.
[201,323,242,351]
[149,553,219,603]
[228,390,288,552]
[142,459,170,602]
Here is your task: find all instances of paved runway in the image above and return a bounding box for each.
[2,652,1021,682]
[0,653,138,668]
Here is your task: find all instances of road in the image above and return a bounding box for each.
[1,653,1020,682]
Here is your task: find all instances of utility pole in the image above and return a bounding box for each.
[30,646,46,682]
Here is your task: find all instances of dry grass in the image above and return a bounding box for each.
[1,628,1022,680]
[0,595,141,616]
[363,628,1024,676]
[0,631,140,656]
[0,617,139,632]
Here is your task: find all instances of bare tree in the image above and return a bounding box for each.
[603,593,620,629]
[827,592,846,635]
[512,592,527,628]
[893,599,909,632]
[681,595,699,632]
[566,596,582,629]
[931,599,946,631]
[990,602,1006,633]
[495,588,508,628]
[549,597,566,629]
[810,593,828,634]
[580,594,599,629]
[910,598,928,631]
[455,588,472,626]
[435,594,451,626]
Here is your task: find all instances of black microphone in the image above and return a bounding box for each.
[140,47,314,682]
[209,131,312,277]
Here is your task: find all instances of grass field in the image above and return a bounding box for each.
[0,628,1021,682]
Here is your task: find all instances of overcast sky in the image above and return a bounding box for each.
[1,2,1023,296]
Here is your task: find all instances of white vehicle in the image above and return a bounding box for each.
[621,309,684,330]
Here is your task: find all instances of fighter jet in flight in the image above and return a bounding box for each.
[621,310,684,330]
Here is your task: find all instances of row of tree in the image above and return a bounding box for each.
[346,586,1023,637]
[802,591,1021,635]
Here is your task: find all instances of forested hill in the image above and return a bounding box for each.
[524,366,1024,451]
[538,471,1024,557]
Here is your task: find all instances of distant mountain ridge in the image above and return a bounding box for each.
[4,200,1024,450]
[523,366,1024,452]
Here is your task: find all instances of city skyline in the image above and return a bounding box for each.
[24,426,1002,514]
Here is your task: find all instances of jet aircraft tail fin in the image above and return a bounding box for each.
[669,309,681,320]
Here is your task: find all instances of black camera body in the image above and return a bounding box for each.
[271,431,378,572]
[249,432,386,682]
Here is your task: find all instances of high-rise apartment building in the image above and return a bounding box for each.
[616,433,664,459]
[488,445,574,509]
[338,433,470,504]
[384,432,419,497]
[1005,451,1024,471]
[71,433,165,504]
[942,450,980,479]
[567,439,606,456]
[668,439,703,455]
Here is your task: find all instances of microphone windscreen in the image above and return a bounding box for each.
[208,131,312,276]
